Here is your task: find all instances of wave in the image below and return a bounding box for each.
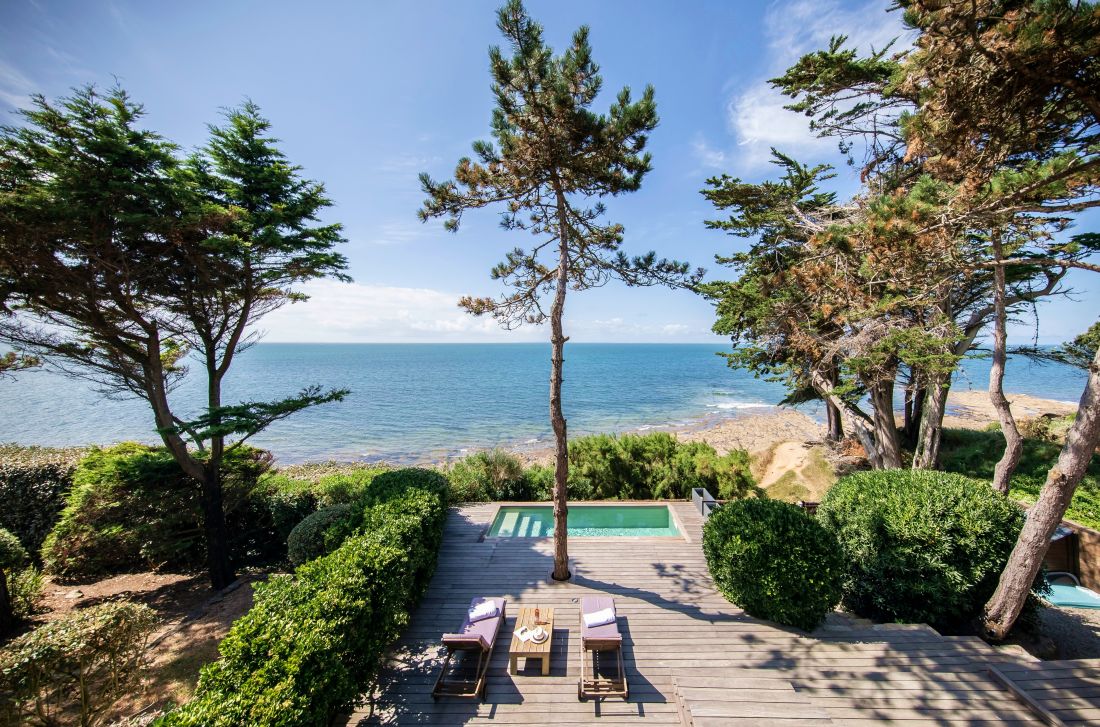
[705,402,774,411]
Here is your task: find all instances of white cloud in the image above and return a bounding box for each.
[691,134,729,169]
[262,279,536,342]
[703,0,914,171]
[366,221,433,246]
[261,280,721,343]
[762,0,908,70]
[0,59,35,110]
[575,317,715,341]
[376,152,442,174]
[726,85,835,167]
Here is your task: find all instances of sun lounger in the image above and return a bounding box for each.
[578,596,628,701]
[432,597,507,700]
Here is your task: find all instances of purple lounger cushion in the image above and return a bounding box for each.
[581,596,621,642]
[443,597,506,651]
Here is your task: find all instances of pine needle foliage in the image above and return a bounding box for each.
[419,0,698,580]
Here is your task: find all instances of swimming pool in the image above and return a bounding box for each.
[487,504,680,537]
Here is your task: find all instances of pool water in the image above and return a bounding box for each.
[487,504,680,537]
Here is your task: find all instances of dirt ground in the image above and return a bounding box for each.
[39,572,214,623]
[1037,604,1100,660]
[31,571,261,724]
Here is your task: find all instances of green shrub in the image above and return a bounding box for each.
[568,432,758,501]
[42,443,273,581]
[0,601,157,727]
[940,427,1100,529]
[1,528,28,632]
[703,498,844,631]
[286,504,354,566]
[8,567,43,620]
[0,445,85,557]
[817,469,1025,628]
[0,529,25,572]
[448,449,539,501]
[524,463,555,500]
[159,467,448,727]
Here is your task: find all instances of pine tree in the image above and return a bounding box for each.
[0,88,348,589]
[892,0,1100,638]
[419,0,696,580]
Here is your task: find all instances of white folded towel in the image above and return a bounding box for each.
[583,607,616,628]
[468,601,500,623]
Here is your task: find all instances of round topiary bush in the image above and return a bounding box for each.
[703,498,844,631]
[817,469,1024,628]
[286,504,354,567]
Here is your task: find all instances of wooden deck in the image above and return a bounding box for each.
[348,501,1100,726]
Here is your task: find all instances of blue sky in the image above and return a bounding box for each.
[2,0,1096,344]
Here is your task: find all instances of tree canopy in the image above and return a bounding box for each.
[0,87,349,588]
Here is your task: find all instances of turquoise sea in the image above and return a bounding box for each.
[0,343,1088,464]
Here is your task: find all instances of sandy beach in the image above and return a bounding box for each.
[509,389,1077,468]
[943,390,1078,430]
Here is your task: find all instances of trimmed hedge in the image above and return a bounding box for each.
[0,445,85,557]
[568,432,757,501]
[703,498,844,631]
[286,504,354,567]
[159,467,448,727]
[41,443,274,581]
[817,469,1025,628]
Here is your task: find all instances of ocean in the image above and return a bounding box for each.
[0,343,1087,464]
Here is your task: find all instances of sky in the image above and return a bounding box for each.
[1,0,1096,344]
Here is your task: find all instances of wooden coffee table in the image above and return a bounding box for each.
[509,606,554,676]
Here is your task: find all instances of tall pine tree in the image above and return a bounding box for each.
[420,0,696,580]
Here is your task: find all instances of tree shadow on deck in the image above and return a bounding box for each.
[356,615,663,725]
[348,503,1066,726]
[350,507,678,725]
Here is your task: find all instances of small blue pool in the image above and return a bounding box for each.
[488,504,680,537]
[1045,573,1100,609]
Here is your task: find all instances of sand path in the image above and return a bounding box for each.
[758,441,812,488]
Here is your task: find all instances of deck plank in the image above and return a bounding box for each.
[347,502,1098,726]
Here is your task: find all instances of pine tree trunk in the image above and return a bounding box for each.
[811,369,883,468]
[0,569,13,635]
[869,380,903,469]
[982,343,1100,639]
[549,187,571,582]
[913,378,949,469]
[200,465,236,590]
[143,332,233,588]
[203,373,237,591]
[903,379,926,448]
[826,399,844,442]
[990,234,1022,495]
[902,373,917,442]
